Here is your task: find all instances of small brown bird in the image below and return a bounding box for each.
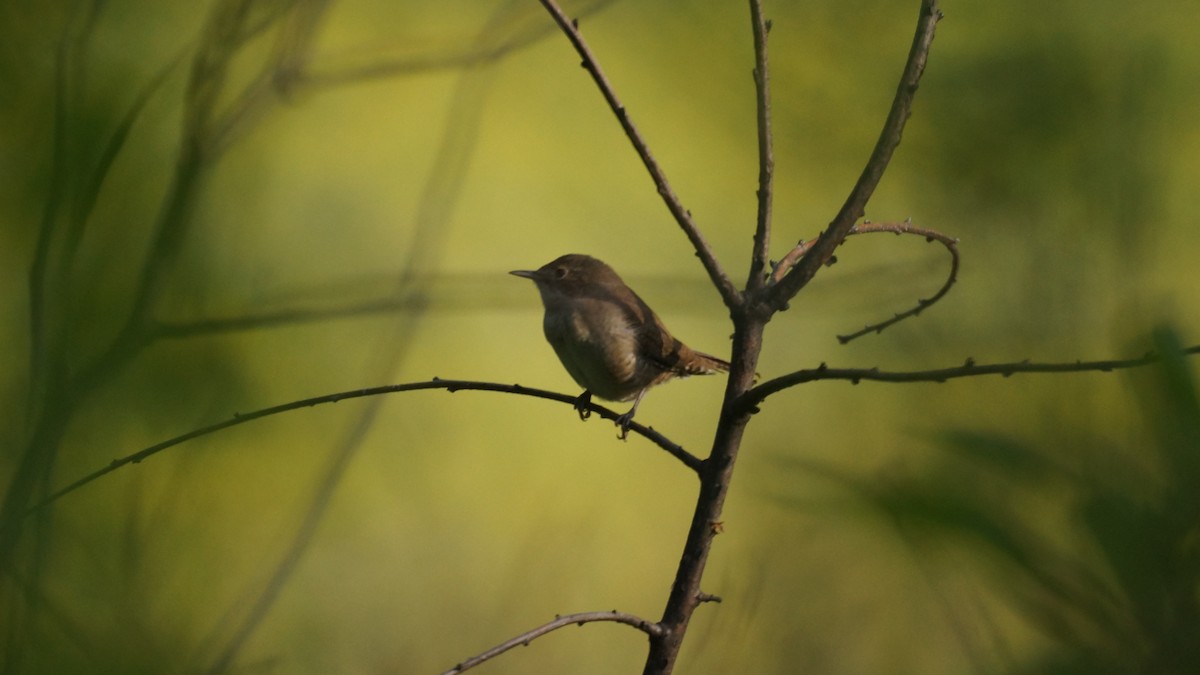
[511,254,729,436]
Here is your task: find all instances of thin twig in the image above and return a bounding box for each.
[536,0,741,310]
[770,220,959,341]
[294,0,616,88]
[65,50,188,258]
[207,1,333,159]
[441,610,664,675]
[762,0,941,313]
[745,0,774,293]
[835,220,958,342]
[26,379,702,516]
[737,345,1200,414]
[152,298,420,338]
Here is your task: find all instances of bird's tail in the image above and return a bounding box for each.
[688,351,731,375]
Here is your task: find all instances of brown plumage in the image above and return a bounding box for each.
[511,254,729,434]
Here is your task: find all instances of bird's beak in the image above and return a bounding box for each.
[509,269,538,280]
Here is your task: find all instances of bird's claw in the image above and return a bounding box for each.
[573,390,634,440]
[574,391,593,421]
[614,411,634,440]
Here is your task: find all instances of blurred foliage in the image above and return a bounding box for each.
[767,328,1200,673]
[0,0,1198,673]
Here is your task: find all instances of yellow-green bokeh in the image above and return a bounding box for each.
[2,0,1199,673]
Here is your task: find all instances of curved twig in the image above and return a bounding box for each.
[771,220,959,342]
[441,610,664,675]
[27,379,702,515]
[737,345,1200,415]
[835,221,958,342]
[762,0,942,314]
[536,0,741,310]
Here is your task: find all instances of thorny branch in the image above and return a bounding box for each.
[759,0,942,315]
[532,1,945,673]
[26,379,701,516]
[770,219,960,341]
[745,1,775,293]
[835,221,958,342]
[737,344,1200,415]
[440,611,664,675]
[536,0,742,310]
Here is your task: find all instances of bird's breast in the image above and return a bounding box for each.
[541,299,642,401]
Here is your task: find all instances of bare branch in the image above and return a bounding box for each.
[771,219,959,340]
[745,0,774,293]
[835,220,958,342]
[26,379,702,516]
[441,611,664,675]
[537,0,741,310]
[761,0,941,314]
[737,345,1200,415]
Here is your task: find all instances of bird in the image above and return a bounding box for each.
[511,254,729,437]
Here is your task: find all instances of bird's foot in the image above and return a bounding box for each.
[614,410,635,440]
[573,391,593,420]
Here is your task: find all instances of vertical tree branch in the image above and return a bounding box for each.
[640,5,777,670]
[643,318,765,675]
[645,3,940,672]
[3,0,104,573]
[761,0,941,312]
[26,0,104,422]
[745,0,774,294]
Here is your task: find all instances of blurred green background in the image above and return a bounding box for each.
[2,0,1199,673]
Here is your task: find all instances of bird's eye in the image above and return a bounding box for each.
[554,267,568,279]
